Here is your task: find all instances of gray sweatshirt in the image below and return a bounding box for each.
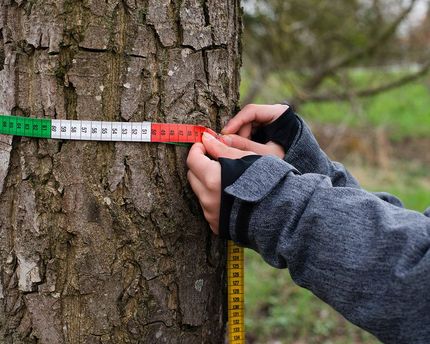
[224,117,430,344]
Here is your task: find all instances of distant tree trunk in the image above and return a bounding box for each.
[0,1,241,343]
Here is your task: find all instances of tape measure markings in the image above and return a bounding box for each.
[228,240,245,343]
[0,115,209,143]
[0,114,245,344]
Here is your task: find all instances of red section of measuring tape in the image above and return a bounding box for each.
[197,126,205,142]
[178,125,186,142]
[160,123,169,142]
[170,124,179,142]
[150,123,212,143]
[151,123,161,141]
[186,125,194,142]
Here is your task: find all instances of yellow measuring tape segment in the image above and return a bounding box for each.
[228,241,245,343]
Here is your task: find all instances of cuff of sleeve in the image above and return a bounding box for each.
[225,156,299,245]
[225,156,298,202]
[251,106,300,153]
[219,155,262,239]
[284,116,326,174]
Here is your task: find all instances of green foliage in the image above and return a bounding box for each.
[301,82,430,141]
[241,68,430,140]
[356,162,430,212]
[241,0,424,105]
[243,0,402,71]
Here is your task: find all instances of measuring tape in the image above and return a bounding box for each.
[0,114,245,343]
[0,114,214,143]
[227,240,245,342]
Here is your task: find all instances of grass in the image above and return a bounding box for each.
[302,82,430,141]
[241,68,430,343]
[351,161,430,212]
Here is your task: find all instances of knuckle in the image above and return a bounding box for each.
[239,139,250,150]
[199,194,212,208]
[205,175,219,191]
[241,104,254,115]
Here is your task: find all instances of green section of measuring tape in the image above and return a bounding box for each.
[0,115,51,139]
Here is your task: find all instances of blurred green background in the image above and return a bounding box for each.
[240,0,430,343]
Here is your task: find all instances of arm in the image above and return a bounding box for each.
[251,106,361,188]
[187,125,430,342]
[224,104,404,207]
[225,155,430,344]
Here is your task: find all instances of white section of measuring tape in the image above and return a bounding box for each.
[51,119,152,142]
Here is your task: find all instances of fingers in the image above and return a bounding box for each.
[237,124,253,139]
[186,142,212,175]
[187,164,221,235]
[187,169,205,197]
[202,132,255,160]
[186,134,257,236]
[222,134,285,158]
[222,134,267,153]
[222,104,289,135]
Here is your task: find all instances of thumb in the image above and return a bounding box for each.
[202,132,254,160]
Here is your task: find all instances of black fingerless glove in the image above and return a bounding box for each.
[251,106,300,154]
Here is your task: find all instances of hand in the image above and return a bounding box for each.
[186,132,255,234]
[221,104,289,158]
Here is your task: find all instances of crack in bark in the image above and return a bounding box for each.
[173,0,182,47]
[0,29,4,71]
[106,3,127,121]
[141,319,172,328]
[56,1,88,120]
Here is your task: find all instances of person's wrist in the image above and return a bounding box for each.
[218,155,262,239]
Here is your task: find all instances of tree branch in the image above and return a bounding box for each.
[301,62,430,103]
[303,0,418,91]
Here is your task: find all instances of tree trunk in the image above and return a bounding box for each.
[0,1,241,343]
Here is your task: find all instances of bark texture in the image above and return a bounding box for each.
[0,1,241,343]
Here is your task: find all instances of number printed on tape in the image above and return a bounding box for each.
[228,241,245,344]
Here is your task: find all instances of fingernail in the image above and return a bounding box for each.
[202,132,215,140]
[222,135,232,146]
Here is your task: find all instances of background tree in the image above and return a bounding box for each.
[240,2,430,343]
[0,1,241,342]
[242,0,430,106]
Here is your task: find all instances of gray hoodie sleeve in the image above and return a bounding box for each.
[226,156,430,344]
[284,116,361,188]
[284,115,404,208]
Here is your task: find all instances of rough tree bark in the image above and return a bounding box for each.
[0,1,241,343]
